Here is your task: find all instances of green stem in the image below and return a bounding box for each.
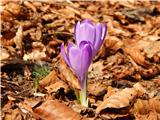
[79,76,88,107]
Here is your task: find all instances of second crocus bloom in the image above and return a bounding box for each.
[61,41,92,89]
[61,41,93,106]
[75,19,107,56]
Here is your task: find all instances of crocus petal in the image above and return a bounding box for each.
[79,41,88,49]
[60,44,71,67]
[79,41,95,57]
[80,44,92,88]
[68,46,82,78]
[94,23,103,55]
[67,42,74,54]
[75,21,96,45]
[74,21,81,40]
[101,23,107,41]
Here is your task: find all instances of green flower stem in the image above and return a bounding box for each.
[79,76,88,107]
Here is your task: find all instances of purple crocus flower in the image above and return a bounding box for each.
[61,41,92,106]
[61,41,92,88]
[75,19,107,56]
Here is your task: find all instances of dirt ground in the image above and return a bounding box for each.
[1,0,160,120]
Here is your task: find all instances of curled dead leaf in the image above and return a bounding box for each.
[143,41,160,59]
[124,47,150,68]
[45,80,69,94]
[39,70,59,88]
[24,1,37,12]
[33,100,87,120]
[39,70,69,93]
[32,42,44,51]
[58,58,81,90]
[13,26,23,50]
[133,97,160,115]
[96,83,145,114]
[1,2,20,21]
[134,111,160,120]
[0,47,10,67]
[105,36,123,52]
[0,47,10,61]
[23,49,46,61]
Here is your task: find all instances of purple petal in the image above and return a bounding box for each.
[67,42,74,53]
[68,46,82,78]
[101,23,107,41]
[79,41,88,49]
[79,41,95,57]
[60,44,71,67]
[75,21,96,45]
[80,44,92,88]
[74,21,81,41]
[94,23,103,54]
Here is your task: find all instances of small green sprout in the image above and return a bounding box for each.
[32,64,51,93]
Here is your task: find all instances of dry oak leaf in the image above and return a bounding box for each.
[0,47,10,67]
[143,41,160,59]
[45,80,69,94]
[124,47,150,68]
[23,49,46,61]
[33,100,87,120]
[133,97,160,115]
[13,26,23,50]
[58,58,81,90]
[0,47,10,61]
[105,36,123,52]
[134,111,160,120]
[123,40,153,68]
[96,83,145,114]
[39,70,59,88]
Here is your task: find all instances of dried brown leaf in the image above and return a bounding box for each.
[39,70,59,88]
[23,50,46,61]
[81,12,98,23]
[135,111,160,120]
[133,97,160,115]
[96,83,145,114]
[143,41,160,59]
[124,47,150,68]
[58,58,81,90]
[106,37,123,51]
[45,80,69,94]
[35,27,42,41]
[2,2,20,21]
[33,100,86,120]
[0,47,10,61]
[24,1,37,12]
[13,26,23,50]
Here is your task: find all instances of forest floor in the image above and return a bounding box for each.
[1,0,160,120]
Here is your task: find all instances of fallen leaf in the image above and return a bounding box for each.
[96,83,145,114]
[0,47,10,61]
[105,36,123,52]
[58,58,81,90]
[0,47,10,67]
[133,97,160,115]
[143,41,160,59]
[124,47,150,68]
[39,70,59,88]
[33,99,87,120]
[45,80,69,94]
[13,26,23,50]
[134,111,160,120]
[24,1,37,12]
[23,49,46,61]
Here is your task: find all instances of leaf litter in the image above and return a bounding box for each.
[1,0,160,120]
